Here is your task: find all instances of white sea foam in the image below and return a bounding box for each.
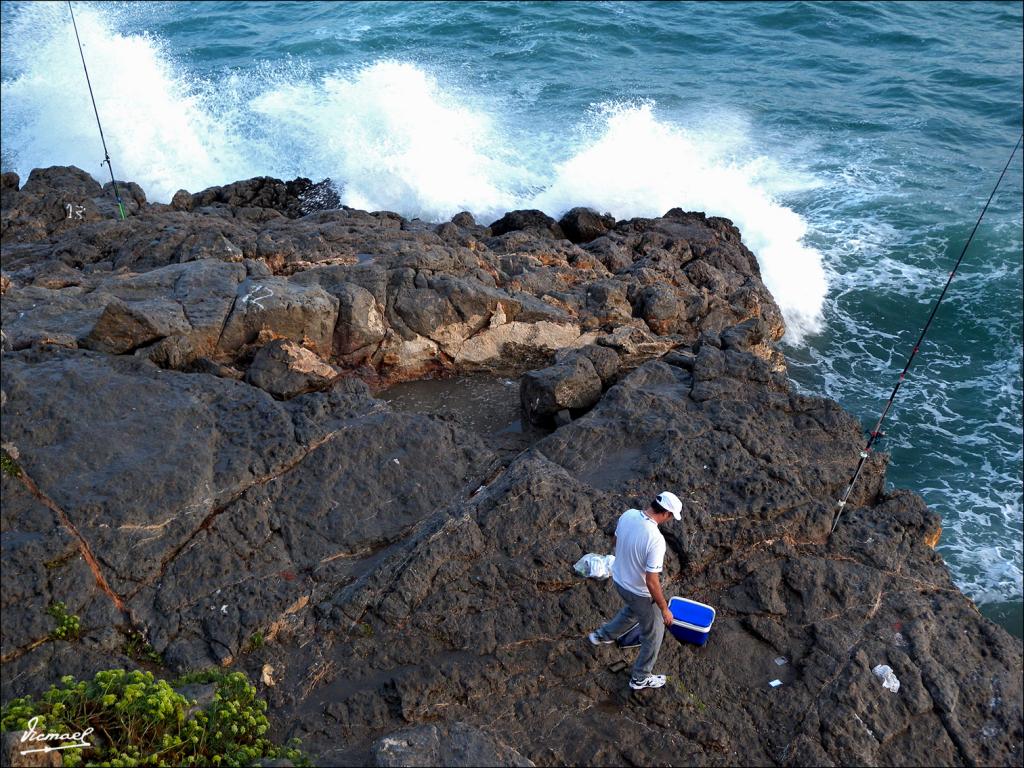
[528,102,828,341]
[250,61,527,221]
[0,3,256,201]
[1,4,828,341]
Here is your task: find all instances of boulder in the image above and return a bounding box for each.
[333,282,387,361]
[217,278,339,358]
[595,323,679,364]
[558,207,615,244]
[455,321,585,369]
[584,279,632,325]
[189,175,338,218]
[0,166,112,242]
[102,179,147,216]
[520,354,603,425]
[488,210,565,240]
[171,189,193,211]
[82,297,191,354]
[245,339,339,399]
[555,343,620,385]
[1,730,63,767]
[635,282,687,335]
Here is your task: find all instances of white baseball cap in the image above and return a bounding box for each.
[654,491,682,520]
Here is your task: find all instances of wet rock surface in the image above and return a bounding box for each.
[1,167,1021,767]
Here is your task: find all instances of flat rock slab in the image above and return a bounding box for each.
[1,167,1020,767]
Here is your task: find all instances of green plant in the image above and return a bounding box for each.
[245,631,264,652]
[48,602,80,641]
[124,629,163,664]
[0,448,21,478]
[0,669,309,767]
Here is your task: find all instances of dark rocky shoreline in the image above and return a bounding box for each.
[1,167,1021,766]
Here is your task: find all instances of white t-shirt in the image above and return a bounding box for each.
[611,508,666,598]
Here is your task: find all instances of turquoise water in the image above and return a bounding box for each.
[1,1,1021,632]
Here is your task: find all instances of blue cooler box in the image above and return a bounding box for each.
[668,596,716,646]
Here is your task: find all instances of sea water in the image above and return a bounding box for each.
[1,1,1021,635]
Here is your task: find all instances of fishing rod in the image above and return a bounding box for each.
[67,0,127,220]
[830,133,1023,536]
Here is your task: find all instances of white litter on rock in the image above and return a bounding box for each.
[872,664,900,693]
[573,553,615,579]
[769,679,783,687]
[774,656,788,666]
[261,663,276,687]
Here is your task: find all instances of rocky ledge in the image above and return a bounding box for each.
[1,167,1020,766]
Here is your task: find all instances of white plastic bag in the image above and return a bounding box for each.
[573,553,615,579]
[872,664,900,693]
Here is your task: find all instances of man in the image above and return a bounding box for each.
[588,491,682,690]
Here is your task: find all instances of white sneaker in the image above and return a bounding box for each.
[588,631,614,646]
[629,674,667,690]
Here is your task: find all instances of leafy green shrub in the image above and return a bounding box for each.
[245,631,264,652]
[123,629,163,664]
[48,602,81,641]
[0,448,21,478]
[0,669,308,767]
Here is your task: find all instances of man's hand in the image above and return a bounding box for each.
[645,570,674,626]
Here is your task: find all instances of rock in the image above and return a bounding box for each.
[520,355,603,425]
[82,297,191,354]
[332,283,387,360]
[636,282,688,335]
[596,323,679,364]
[217,277,339,359]
[556,343,620,385]
[103,179,146,216]
[1,730,63,767]
[2,168,1020,768]
[584,279,632,325]
[175,682,218,719]
[245,339,339,399]
[373,723,533,767]
[190,175,337,218]
[285,177,341,215]
[170,189,193,211]
[488,209,565,240]
[373,725,440,767]
[1,166,111,242]
[454,321,585,369]
[2,171,786,381]
[558,207,615,244]
[661,349,696,370]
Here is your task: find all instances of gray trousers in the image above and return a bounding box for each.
[598,581,665,681]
